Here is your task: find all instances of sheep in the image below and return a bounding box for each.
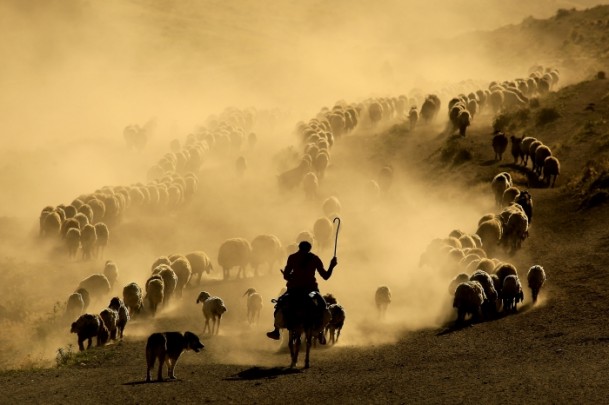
[185,251,214,287]
[88,199,106,223]
[494,263,518,296]
[476,258,496,274]
[520,137,537,166]
[152,265,178,305]
[218,238,252,279]
[60,217,80,239]
[448,273,470,294]
[322,196,341,218]
[65,228,81,259]
[528,140,543,172]
[374,286,391,320]
[78,274,111,303]
[313,217,334,251]
[458,234,476,249]
[491,172,512,206]
[303,172,319,200]
[73,212,90,230]
[170,256,192,299]
[420,94,441,122]
[196,291,227,335]
[103,260,119,289]
[501,208,529,254]
[510,135,524,164]
[243,288,263,325]
[453,281,486,324]
[100,307,119,341]
[492,132,509,160]
[377,165,394,194]
[94,222,109,259]
[122,282,143,317]
[278,159,310,191]
[108,297,130,339]
[41,211,61,238]
[476,218,502,256]
[515,190,533,223]
[145,276,165,317]
[527,265,546,303]
[502,186,520,207]
[408,107,418,130]
[470,270,499,318]
[151,256,172,272]
[543,156,560,187]
[66,292,85,319]
[534,145,552,176]
[501,275,524,313]
[71,313,109,351]
[249,235,283,276]
[80,224,97,261]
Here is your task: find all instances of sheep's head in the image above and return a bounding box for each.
[243,288,257,297]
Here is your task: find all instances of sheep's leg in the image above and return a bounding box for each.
[157,354,165,381]
[216,317,221,335]
[146,354,155,382]
[78,338,85,352]
[168,358,176,379]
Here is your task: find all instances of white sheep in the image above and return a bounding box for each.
[78,274,111,303]
[80,224,97,261]
[170,256,192,299]
[152,265,178,306]
[322,196,341,218]
[94,222,109,259]
[491,172,512,206]
[313,217,334,251]
[196,291,227,335]
[65,228,81,259]
[66,292,85,319]
[249,235,283,276]
[243,288,263,325]
[527,265,546,303]
[103,260,119,289]
[475,217,502,256]
[374,286,392,320]
[218,238,252,279]
[185,251,214,286]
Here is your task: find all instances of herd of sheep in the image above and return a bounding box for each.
[36,66,567,367]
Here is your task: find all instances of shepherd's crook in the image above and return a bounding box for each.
[333,217,341,258]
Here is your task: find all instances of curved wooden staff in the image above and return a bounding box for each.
[333,217,341,258]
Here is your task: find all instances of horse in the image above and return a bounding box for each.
[281,291,325,369]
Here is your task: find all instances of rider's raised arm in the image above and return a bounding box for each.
[316,256,334,280]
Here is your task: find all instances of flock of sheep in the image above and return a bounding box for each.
[40,65,566,368]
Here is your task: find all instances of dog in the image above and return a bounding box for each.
[145,331,204,382]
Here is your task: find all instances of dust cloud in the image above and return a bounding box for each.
[0,0,598,369]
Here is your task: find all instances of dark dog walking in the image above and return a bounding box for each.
[145,331,204,382]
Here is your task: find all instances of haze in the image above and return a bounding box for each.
[0,0,604,369]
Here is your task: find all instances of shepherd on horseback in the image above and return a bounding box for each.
[266,240,338,344]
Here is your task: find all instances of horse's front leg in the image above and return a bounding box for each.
[288,332,298,368]
[304,331,312,369]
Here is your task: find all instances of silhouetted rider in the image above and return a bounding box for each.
[266,241,338,343]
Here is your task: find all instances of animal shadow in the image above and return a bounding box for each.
[225,366,302,381]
